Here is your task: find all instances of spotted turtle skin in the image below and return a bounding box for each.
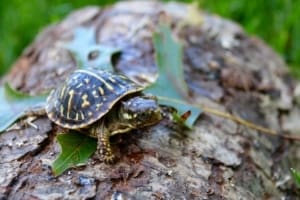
[45,69,143,129]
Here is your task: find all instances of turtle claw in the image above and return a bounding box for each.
[103,154,116,164]
[96,151,116,164]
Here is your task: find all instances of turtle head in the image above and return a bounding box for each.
[119,96,162,127]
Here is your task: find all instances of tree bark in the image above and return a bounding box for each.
[1,1,299,199]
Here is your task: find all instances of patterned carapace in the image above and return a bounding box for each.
[45,69,143,129]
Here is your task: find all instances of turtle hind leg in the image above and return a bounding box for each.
[95,124,116,164]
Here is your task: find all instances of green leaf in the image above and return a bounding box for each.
[0,83,47,132]
[52,132,97,176]
[65,27,120,71]
[291,168,300,188]
[145,25,201,127]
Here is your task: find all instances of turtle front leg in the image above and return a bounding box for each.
[94,123,116,164]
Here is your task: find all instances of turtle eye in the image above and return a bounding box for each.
[139,112,149,120]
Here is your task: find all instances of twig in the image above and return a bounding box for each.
[157,96,300,141]
[202,106,300,141]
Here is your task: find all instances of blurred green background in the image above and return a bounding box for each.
[0,0,299,77]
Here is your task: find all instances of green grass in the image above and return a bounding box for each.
[196,0,300,76]
[0,0,113,76]
[0,0,299,77]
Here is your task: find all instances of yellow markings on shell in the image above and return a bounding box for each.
[92,90,99,97]
[80,111,85,120]
[67,90,75,119]
[76,83,84,88]
[60,86,66,99]
[100,78,114,91]
[96,103,103,110]
[98,87,104,96]
[117,81,125,88]
[75,113,79,120]
[92,74,114,91]
[88,112,93,117]
[81,94,90,108]
[108,76,116,83]
[96,103,103,107]
[77,69,117,91]
[84,78,90,84]
[119,75,129,80]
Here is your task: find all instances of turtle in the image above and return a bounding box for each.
[45,68,162,163]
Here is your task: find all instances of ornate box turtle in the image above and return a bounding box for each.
[45,68,162,163]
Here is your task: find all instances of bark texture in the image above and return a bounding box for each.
[1,1,300,199]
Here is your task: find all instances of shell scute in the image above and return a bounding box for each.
[45,69,143,129]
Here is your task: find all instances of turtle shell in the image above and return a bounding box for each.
[45,69,144,129]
